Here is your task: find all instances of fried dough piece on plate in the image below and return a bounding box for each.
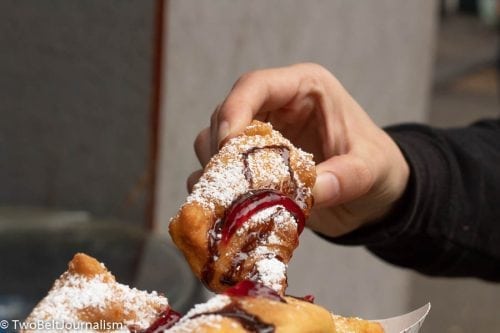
[23,253,175,332]
[165,280,383,333]
[166,280,335,333]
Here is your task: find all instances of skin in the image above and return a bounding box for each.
[188,63,409,238]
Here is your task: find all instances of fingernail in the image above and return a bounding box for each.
[217,121,230,149]
[313,172,340,207]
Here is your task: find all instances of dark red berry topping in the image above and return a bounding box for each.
[302,295,315,303]
[144,307,182,333]
[224,280,285,303]
[220,189,305,244]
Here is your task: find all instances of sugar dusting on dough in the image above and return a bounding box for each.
[255,258,287,292]
[247,149,291,186]
[25,263,168,332]
[187,154,248,211]
[184,122,313,212]
[233,205,296,292]
[166,295,230,332]
[236,205,297,237]
[183,295,230,317]
[166,315,224,333]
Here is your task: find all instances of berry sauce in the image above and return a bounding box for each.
[220,189,305,244]
[201,144,308,288]
[143,307,182,333]
[302,294,315,303]
[224,280,285,303]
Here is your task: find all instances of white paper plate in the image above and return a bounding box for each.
[375,303,431,333]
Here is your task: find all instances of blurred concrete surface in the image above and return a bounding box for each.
[0,1,154,224]
[434,11,498,85]
[431,10,498,127]
[430,66,498,126]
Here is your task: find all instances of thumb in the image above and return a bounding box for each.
[313,154,373,208]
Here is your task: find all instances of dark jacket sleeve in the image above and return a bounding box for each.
[323,118,500,281]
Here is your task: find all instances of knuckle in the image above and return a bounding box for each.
[352,157,375,195]
[235,70,259,86]
[193,128,208,150]
[299,63,339,89]
[297,62,330,76]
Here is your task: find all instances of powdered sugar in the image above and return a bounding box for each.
[188,155,248,211]
[165,295,230,332]
[183,122,313,214]
[255,258,287,292]
[235,205,297,237]
[228,197,294,291]
[253,246,273,257]
[247,149,291,186]
[267,232,280,245]
[166,315,224,333]
[183,295,230,318]
[25,268,168,332]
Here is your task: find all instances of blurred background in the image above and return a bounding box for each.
[0,0,498,332]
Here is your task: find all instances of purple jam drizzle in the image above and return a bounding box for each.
[220,189,305,244]
[224,280,285,303]
[143,307,182,333]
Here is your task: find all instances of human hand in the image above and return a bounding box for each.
[188,63,409,237]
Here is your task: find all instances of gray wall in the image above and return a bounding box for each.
[0,1,154,224]
[156,0,436,321]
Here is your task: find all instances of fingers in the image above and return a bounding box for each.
[313,154,374,208]
[212,63,331,150]
[194,127,212,166]
[187,169,203,193]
